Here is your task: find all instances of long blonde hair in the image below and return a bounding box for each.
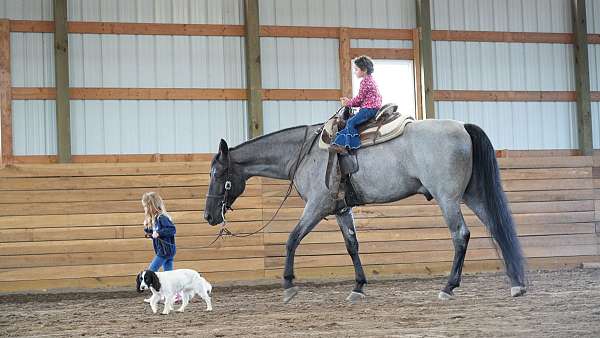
[142,192,171,227]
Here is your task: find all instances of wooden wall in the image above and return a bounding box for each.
[0,154,599,292]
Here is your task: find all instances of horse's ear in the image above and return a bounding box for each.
[219,139,229,157]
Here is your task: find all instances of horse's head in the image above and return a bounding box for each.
[204,139,247,226]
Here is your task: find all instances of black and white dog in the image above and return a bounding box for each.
[136,269,213,314]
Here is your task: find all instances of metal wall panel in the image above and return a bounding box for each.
[591,45,600,92]
[587,0,600,33]
[12,100,57,155]
[0,0,53,20]
[67,30,246,154]
[67,0,243,24]
[10,33,55,87]
[432,0,572,32]
[70,100,247,154]
[263,100,338,134]
[432,0,577,150]
[433,42,575,91]
[259,0,416,28]
[68,34,245,88]
[593,102,600,148]
[436,101,578,150]
[260,37,338,89]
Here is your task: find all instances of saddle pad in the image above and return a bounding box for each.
[319,112,415,150]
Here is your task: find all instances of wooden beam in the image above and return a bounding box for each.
[413,29,423,120]
[261,89,341,101]
[69,88,247,100]
[0,20,12,167]
[9,20,54,32]
[416,0,435,119]
[260,25,339,38]
[432,30,574,44]
[434,90,577,102]
[339,28,352,99]
[347,28,413,40]
[12,88,248,100]
[589,34,600,44]
[68,21,245,36]
[350,48,414,60]
[16,88,591,102]
[244,0,263,138]
[12,87,56,100]
[11,154,216,164]
[572,0,593,156]
[54,0,71,163]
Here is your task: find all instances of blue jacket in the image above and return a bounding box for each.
[144,214,176,257]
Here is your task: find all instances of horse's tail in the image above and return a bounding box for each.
[463,123,526,287]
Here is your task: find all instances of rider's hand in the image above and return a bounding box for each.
[152,231,159,239]
[340,97,349,106]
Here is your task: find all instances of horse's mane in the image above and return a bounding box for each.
[211,123,321,166]
[230,124,320,151]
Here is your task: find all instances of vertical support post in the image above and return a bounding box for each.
[0,20,12,167]
[572,0,593,155]
[416,0,435,119]
[339,28,352,99]
[54,0,71,162]
[244,0,263,138]
[412,29,423,120]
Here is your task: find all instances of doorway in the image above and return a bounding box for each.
[351,59,416,118]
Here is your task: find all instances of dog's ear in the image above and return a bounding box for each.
[149,271,161,292]
[135,271,143,293]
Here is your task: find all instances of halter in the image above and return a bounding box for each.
[206,126,316,232]
[206,152,235,225]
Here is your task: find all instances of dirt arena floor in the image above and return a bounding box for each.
[1,269,599,337]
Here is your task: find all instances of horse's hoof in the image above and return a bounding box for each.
[346,291,366,302]
[438,290,454,300]
[283,286,299,303]
[511,286,527,297]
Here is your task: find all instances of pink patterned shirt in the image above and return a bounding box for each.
[347,75,382,109]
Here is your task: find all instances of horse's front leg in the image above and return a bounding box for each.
[336,207,367,302]
[283,204,327,303]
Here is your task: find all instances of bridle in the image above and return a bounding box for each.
[204,125,318,242]
[206,152,235,224]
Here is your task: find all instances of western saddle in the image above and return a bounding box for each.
[318,104,415,212]
[318,103,414,151]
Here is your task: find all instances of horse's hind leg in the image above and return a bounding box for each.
[336,207,367,301]
[438,200,471,300]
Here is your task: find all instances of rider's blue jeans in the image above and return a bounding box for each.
[332,108,378,149]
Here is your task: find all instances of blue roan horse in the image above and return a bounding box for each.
[204,119,526,303]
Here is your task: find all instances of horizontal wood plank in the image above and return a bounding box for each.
[71,88,247,100]
[261,89,341,100]
[9,20,53,32]
[350,48,414,60]
[11,87,55,99]
[68,21,245,36]
[434,90,576,102]
[259,25,339,38]
[347,28,413,40]
[432,30,573,43]
[264,256,600,280]
[0,258,264,281]
[0,270,265,292]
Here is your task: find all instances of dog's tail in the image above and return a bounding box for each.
[196,276,212,295]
